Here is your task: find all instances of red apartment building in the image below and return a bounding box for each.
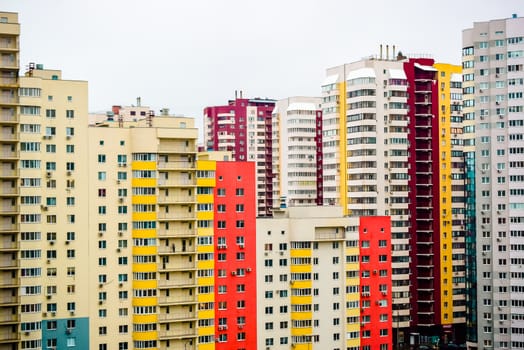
[359,216,393,350]
[214,161,257,349]
[204,94,276,217]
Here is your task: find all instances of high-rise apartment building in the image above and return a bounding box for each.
[321,54,466,346]
[0,11,20,348]
[271,97,323,208]
[462,14,524,350]
[88,114,207,350]
[256,208,391,350]
[203,94,276,217]
[22,65,89,350]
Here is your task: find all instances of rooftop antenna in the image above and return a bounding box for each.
[137,97,141,107]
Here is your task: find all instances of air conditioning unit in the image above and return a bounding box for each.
[42,312,47,317]
[116,248,121,253]
[98,300,103,305]
[238,324,244,329]
[46,171,52,177]
[49,240,54,245]
[279,251,284,256]
[116,180,121,184]
[238,243,245,249]
[382,291,387,296]
[99,232,104,236]
[41,205,48,211]
[51,311,56,316]
[66,328,72,334]
[65,240,70,245]
[67,171,72,176]
[46,259,51,264]
[69,311,74,316]
[46,295,51,299]
[247,268,252,272]
[24,331,29,336]
[231,271,236,276]
[119,282,123,287]
[119,197,124,202]
[118,231,123,236]
[99,283,104,288]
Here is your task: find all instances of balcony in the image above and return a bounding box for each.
[0,96,17,105]
[157,161,195,170]
[0,239,17,251]
[0,259,17,269]
[0,222,17,232]
[158,328,197,340]
[157,213,195,222]
[0,329,19,342]
[157,230,195,238]
[0,313,18,324]
[157,195,196,204]
[157,179,196,188]
[158,277,196,289]
[0,110,16,123]
[158,262,197,272]
[0,133,17,142]
[158,312,197,323]
[158,296,197,305]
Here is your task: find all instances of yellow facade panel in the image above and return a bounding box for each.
[132,296,158,306]
[132,246,157,256]
[131,161,157,170]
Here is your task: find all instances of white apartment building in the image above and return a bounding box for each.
[257,206,362,350]
[321,57,412,334]
[462,14,524,350]
[271,97,322,208]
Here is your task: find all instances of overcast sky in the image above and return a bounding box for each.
[2,0,521,131]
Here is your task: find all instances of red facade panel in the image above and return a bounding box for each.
[359,216,392,350]
[214,161,257,349]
